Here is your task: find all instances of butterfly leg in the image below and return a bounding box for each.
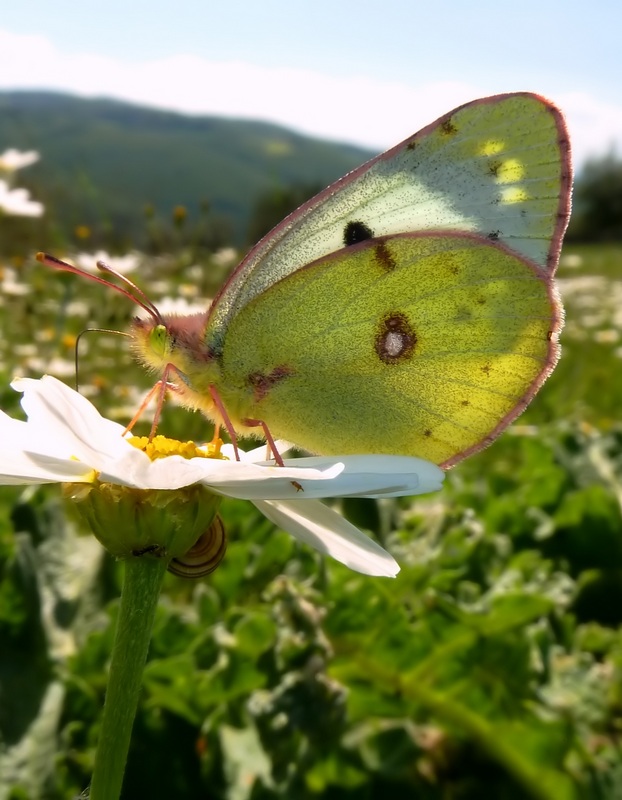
[208,385,241,461]
[123,378,177,438]
[240,422,301,490]
[241,417,285,467]
[124,363,188,440]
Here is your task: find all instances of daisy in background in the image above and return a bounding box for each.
[0,180,44,217]
[0,147,44,217]
[0,375,445,577]
[0,148,40,172]
[73,250,142,275]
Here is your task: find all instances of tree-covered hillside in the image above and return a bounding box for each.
[0,91,374,251]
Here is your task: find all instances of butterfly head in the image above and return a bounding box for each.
[129,311,213,381]
[35,252,220,411]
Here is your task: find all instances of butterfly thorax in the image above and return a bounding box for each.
[129,312,226,417]
[130,311,279,438]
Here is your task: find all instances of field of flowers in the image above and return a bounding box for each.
[1,152,622,799]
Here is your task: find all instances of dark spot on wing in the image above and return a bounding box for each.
[443,253,460,275]
[455,307,473,322]
[375,241,397,271]
[344,220,374,246]
[441,119,458,136]
[375,312,417,364]
[247,365,295,402]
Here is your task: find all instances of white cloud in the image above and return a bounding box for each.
[556,90,622,167]
[0,28,619,168]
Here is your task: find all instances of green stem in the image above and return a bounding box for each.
[89,556,168,800]
[400,681,570,800]
[339,649,575,800]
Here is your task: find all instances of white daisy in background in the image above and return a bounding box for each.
[210,247,239,268]
[73,250,142,275]
[0,376,444,578]
[0,148,44,216]
[141,296,207,316]
[0,148,40,173]
[0,179,44,217]
[1,266,33,296]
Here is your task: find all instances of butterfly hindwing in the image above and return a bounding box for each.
[219,232,562,466]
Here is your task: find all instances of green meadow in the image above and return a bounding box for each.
[0,238,621,800]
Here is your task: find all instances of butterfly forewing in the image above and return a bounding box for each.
[206,93,571,354]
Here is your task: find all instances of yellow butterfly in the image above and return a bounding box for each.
[41,92,572,468]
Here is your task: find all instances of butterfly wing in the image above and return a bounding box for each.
[206,92,571,355]
[219,232,562,467]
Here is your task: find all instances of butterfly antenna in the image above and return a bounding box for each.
[74,328,131,391]
[35,252,163,323]
[96,260,162,321]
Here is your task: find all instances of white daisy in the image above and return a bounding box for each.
[0,148,40,172]
[0,179,44,217]
[73,250,142,275]
[0,376,445,577]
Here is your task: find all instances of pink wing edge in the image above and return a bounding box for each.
[440,253,563,472]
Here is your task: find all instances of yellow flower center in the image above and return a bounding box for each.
[128,434,225,461]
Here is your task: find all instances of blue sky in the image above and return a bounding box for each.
[1,1,620,169]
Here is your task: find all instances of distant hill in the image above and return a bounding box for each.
[0,91,375,251]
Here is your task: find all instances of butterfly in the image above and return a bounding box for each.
[40,92,572,468]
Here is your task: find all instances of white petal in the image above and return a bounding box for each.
[234,447,443,498]
[0,455,95,484]
[274,455,445,497]
[13,376,133,467]
[219,440,295,462]
[254,499,400,577]
[0,411,96,482]
[2,378,444,507]
[1,379,346,492]
[5,377,159,486]
[217,454,444,499]
[119,455,345,493]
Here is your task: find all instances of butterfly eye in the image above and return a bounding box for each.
[149,324,170,357]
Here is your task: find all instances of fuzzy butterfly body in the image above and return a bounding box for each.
[131,92,572,468]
